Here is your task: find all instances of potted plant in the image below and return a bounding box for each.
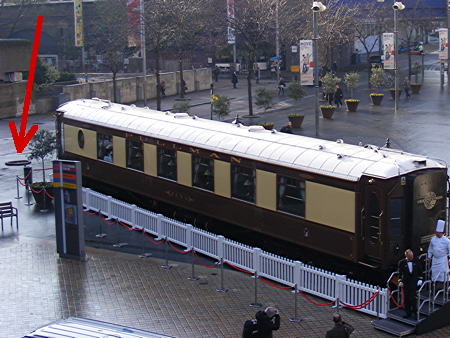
[288,113,304,128]
[410,62,422,94]
[259,122,274,130]
[388,87,402,100]
[286,81,305,101]
[27,129,56,211]
[343,72,360,112]
[255,87,276,112]
[172,100,190,113]
[212,94,231,120]
[369,67,385,105]
[320,73,340,118]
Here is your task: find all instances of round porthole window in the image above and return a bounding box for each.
[77,130,85,149]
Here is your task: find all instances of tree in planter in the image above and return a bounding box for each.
[212,95,231,120]
[320,73,341,105]
[172,101,191,114]
[255,87,276,112]
[287,81,305,101]
[369,66,385,105]
[344,72,360,112]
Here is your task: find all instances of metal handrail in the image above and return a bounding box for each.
[432,271,446,312]
[417,280,432,319]
[386,271,401,310]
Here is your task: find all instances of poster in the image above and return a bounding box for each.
[74,0,84,47]
[300,40,313,85]
[227,0,235,44]
[383,33,395,70]
[439,29,448,60]
[127,0,141,47]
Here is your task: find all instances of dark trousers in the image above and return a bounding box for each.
[404,284,417,316]
[334,97,342,107]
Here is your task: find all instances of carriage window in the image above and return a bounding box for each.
[157,148,177,181]
[192,155,214,191]
[231,164,255,203]
[97,133,113,163]
[126,140,143,171]
[277,175,305,217]
[389,198,402,237]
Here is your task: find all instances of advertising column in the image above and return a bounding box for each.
[53,160,85,261]
[383,33,395,70]
[300,40,313,86]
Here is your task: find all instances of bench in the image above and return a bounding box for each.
[0,202,18,231]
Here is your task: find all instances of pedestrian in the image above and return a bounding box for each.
[403,77,410,98]
[398,249,423,320]
[232,71,238,88]
[327,92,334,105]
[427,220,450,286]
[334,85,343,108]
[280,121,293,134]
[278,77,286,96]
[325,313,354,338]
[213,66,220,82]
[331,61,338,75]
[254,307,280,338]
[181,79,187,93]
[160,80,166,97]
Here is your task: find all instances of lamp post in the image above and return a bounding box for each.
[448,0,450,82]
[140,0,147,106]
[276,0,280,82]
[393,2,405,114]
[312,1,326,137]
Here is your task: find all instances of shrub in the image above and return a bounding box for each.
[56,72,77,82]
[27,129,56,183]
[34,58,59,85]
[344,72,360,98]
[369,67,385,92]
[255,87,276,112]
[321,73,341,94]
[320,105,335,109]
[286,81,305,101]
[288,113,304,117]
[212,95,231,120]
[172,101,190,113]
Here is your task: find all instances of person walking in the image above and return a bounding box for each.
[278,77,286,96]
[213,66,220,82]
[427,220,450,286]
[331,61,338,75]
[280,121,293,134]
[398,249,423,319]
[403,77,411,98]
[334,85,343,108]
[254,307,280,338]
[232,71,238,88]
[325,313,354,338]
[160,80,166,97]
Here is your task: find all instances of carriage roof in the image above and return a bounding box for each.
[58,99,446,182]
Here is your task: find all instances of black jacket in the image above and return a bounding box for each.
[398,258,423,289]
[254,311,280,338]
[325,322,353,338]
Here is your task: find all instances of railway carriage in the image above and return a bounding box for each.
[56,98,448,270]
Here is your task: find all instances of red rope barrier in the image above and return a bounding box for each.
[193,251,218,269]
[144,232,165,245]
[341,291,380,310]
[259,276,295,290]
[17,179,28,187]
[117,220,141,231]
[29,186,43,194]
[100,214,116,226]
[167,240,191,254]
[388,288,405,308]
[299,291,335,307]
[224,261,253,274]
[44,189,54,199]
[17,170,32,182]
[83,210,98,215]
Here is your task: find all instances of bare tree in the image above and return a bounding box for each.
[88,0,132,102]
[0,0,39,38]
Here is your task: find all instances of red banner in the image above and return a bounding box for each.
[127,0,141,47]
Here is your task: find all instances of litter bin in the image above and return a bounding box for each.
[24,166,33,186]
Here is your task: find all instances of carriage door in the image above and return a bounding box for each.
[363,187,384,260]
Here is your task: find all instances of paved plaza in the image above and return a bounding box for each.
[1,57,450,336]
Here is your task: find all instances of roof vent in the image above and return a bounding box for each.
[337,154,343,159]
[248,125,266,132]
[271,129,277,134]
[192,115,198,119]
[336,139,344,144]
[318,145,324,150]
[173,113,190,118]
[144,106,150,109]
[130,104,136,108]
[121,106,126,111]
[413,159,427,166]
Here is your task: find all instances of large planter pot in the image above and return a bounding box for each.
[320,106,335,119]
[31,183,54,211]
[345,100,360,112]
[261,123,274,130]
[288,115,304,128]
[389,88,402,100]
[410,83,421,94]
[370,94,384,106]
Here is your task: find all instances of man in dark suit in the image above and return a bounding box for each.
[398,249,423,319]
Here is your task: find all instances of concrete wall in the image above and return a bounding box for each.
[0,39,32,74]
[63,68,212,104]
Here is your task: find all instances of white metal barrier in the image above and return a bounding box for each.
[82,187,388,318]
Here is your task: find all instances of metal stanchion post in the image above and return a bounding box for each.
[216,258,228,293]
[138,231,152,258]
[187,251,200,281]
[24,184,34,206]
[15,177,22,199]
[95,220,107,239]
[250,273,262,307]
[289,284,301,323]
[161,236,172,270]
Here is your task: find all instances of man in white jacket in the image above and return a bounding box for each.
[427,220,450,283]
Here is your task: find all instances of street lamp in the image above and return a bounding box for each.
[140,0,147,106]
[312,1,326,137]
[393,1,405,114]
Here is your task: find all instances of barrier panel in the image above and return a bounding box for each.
[82,187,388,318]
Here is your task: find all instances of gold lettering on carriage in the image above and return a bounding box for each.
[416,191,443,210]
[164,190,194,203]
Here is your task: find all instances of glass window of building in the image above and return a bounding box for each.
[231,164,255,203]
[192,155,214,191]
[126,139,143,171]
[97,133,113,163]
[157,147,177,180]
[277,176,305,217]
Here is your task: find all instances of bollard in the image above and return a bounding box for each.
[216,258,228,293]
[289,284,301,323]
[15,177,22,199]
[95,221,107,238]
[187,251,200,281]
[24,185,34,206]
[161,236,172,270]
[138,231,152,258]
[250,272,262,307]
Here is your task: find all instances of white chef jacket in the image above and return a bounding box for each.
[427,235,450,282]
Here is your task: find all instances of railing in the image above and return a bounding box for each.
[82,187,388,318]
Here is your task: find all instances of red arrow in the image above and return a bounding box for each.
[9,16,44,153]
